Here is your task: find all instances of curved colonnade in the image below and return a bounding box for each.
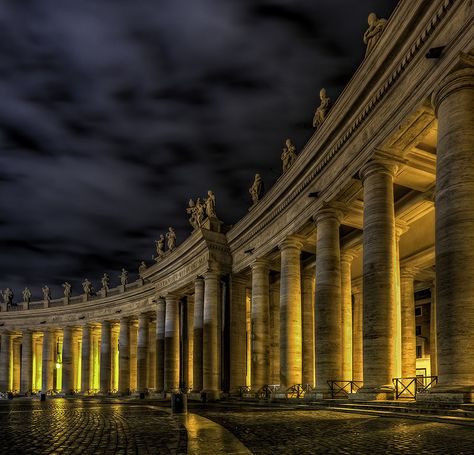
[1,0,473,402]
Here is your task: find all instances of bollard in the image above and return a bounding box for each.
[40,393,46,402]
[171,392,188,414]
[139,392,145,399]
[7,392,13,400]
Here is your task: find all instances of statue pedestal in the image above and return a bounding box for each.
[43,299,49,309]
[202,216,223,233]
[120,285,126,293]
[101,289,108,298]
[20,302,29,311]
[64,297,70,306]
[82,295,89,303]
[0,303,6,312]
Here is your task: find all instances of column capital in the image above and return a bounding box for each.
[250,258,271,271]
[231,274,248,286]
[203,270,220,280]
[313,202,344,225]
[400,266,419,279]
[359,156,399,181]
[432,54,474,115]
[302,266,315,280]
[341,249,357,264]
[278,235,303,251]
[395,220,410,239]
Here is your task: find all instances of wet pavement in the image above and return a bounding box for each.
[0,399,473,454]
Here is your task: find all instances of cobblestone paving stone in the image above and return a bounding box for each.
[0,400,187,455]
[196,406,474,455]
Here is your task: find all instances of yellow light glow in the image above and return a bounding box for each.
[56,363,61,369]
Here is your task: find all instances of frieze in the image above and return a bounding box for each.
[154,253,209,290]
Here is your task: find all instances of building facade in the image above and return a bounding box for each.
[0,0,473,403]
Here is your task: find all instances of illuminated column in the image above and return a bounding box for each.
[20,331,33,394]
[119,317,131,394]
[431,66,474,397]
[129,319,138,391]
[352,288,363,382]
[81,324,92,393]
[400,267,417,378]
[229,275,247,393]
[13,339,21,392]
[0,333,12,392]
[42,330,55,393]
[202,270,221,399]
[250,259,270,390]
[147,319,156,390]
[314,208,342,396]
[34,335,43,391]
[186,295,194,391]
[192,277,204,393]
[279,237,303,389]
[62,327,75,394]
[92,327,101,391]
[100,321,111,394]
[429,283,438,377]
[110,322,120,392]
[155,297,166,392]
[356,159,397,399]
[341,251,355,381]
[269,278,280,385]
[164,294,180,393]
[137,314,150,393]
[301,268,315,387]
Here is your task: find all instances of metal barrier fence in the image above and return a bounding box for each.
[327,380,363,398]
[392,376,438,399]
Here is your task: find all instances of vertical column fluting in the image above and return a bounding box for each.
[301,268,315,387]
[229,275,248,393]
[186,296,194,391]
[155,298,166,393]
[251,259,271,390]
[100,321,111,394]
[164,294,180,393]
[12,339,21,392]
[341,251,355,381]
[20,331,33,394]
[269,279,280,385]
[314,209,342,395]
[110,323,120,392]
[119,317,131,394]
[352,288,363,382]
[202,271,221,398]
[137,314,150,393]
[147,320,156,390]
[358,159,397,398]
[279,237,303,389]
[41,330,56,393]
[34,336,43,392]
[192,278,204,393]
[432,67,474,395]
[81,325,92,393]
[400,267,417,378]
[429,284,438,377]
[0,333,12,392]
[62,327,74,394]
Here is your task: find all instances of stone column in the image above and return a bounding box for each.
[137,314,150,393]
[429,283,438,377]
[269,278,280,385]
[42,330,55,393]
[229,275,248,394]
[129,319,138,391]
[81,324,92,393]
[356,159,397,400]
[279,237,303,389]
[192,277,204,393]
[119,317,131,394]
[202,271,221,399]
[352,288,363,382]
[110,322,120,392]
[164,294,180,393]
[155,297,166,392]
[431,66,474,398]
[400,267,417,378]
[100,321,111,394]
[34,336,43,392]
[185,296,194,391]
[250,259,271,390]
[341,251,355,381]
[62,327,74,394]
[314,208,342,396]
[20,331,33,394]
[301,268,315,387]
[92,327,100,391]
[148,320,156,390]
[0,333,12,392]
[13,339,21,392]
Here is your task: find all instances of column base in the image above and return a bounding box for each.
[349,386,394,401]
[417,385,474,404]
[304,389,333,400]
[200,389,222,401]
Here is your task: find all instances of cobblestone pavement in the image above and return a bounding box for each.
[0,399,187,455]
[195,405,474,455]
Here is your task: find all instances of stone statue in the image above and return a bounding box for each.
[3,288,13,305]
[155,234,165,259]
[101,273,109,291]
[249,173,264,205]
[313,88,331,129]
[42,285,51,302]
[187,199,198,229]
[166,227,176,251]
[363,13,387,56]
[138,261,147,274]
[281,139,297,172]
[22,287,31,303]
[195,198,205,226]
[205,190,216,218]
[82,278,92,296]
[62,282,72,298]
[119,269,128,286]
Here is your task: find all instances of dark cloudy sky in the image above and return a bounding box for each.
[0,0,398,301]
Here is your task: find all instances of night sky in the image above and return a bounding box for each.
[0,0,398,301]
